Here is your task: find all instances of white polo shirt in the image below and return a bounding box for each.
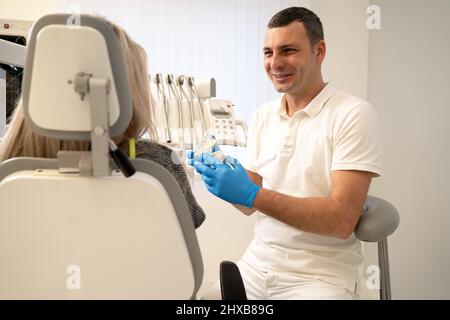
[243,83,382,291]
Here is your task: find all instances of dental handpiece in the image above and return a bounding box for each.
[155,74,171,143]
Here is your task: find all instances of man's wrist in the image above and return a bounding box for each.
[245,183,261,208]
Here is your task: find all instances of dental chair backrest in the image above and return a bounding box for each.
[0,14,203,299]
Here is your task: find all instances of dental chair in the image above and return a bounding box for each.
[355,196,400,300]
[0,14,203,299]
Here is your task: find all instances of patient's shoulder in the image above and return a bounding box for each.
[136,139,169,155]
[135,139,181,167]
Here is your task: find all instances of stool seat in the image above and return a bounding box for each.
[354,195,399,300]
[355,196,399,242]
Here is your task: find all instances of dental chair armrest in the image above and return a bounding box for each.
[355,196,400,242]
[220,261,247,300]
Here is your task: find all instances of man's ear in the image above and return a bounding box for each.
[315,40,326,63]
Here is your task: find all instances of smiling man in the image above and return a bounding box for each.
[191,7,382,299]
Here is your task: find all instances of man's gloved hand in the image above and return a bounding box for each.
[188,153,260,208]
[186,150,196,166]
[186,144,221,166]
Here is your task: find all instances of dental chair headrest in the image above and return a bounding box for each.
[21,14,132,140]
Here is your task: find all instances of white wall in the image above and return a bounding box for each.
[0,0,60,21]
[312,0,370,100]
[368,0,450,299]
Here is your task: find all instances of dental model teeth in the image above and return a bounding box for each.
[194,134,229,165]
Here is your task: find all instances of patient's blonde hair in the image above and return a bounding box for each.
[0,17,157,161]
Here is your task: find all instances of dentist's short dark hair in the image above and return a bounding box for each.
[268,7,324,46]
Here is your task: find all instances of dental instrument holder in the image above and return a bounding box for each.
[150,74,248,151]
[70,72,135,177]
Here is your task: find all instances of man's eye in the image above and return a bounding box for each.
[264,51,272,57]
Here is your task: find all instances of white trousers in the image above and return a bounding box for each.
[237,259,356,300]
[200,259,356,300]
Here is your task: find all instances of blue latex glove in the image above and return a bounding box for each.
[189,153,261,208]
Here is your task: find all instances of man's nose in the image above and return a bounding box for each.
[270,53,284,70]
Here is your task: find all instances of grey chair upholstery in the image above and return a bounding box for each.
[355,195,400,300]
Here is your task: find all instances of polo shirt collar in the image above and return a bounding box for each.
[277,83,337,119]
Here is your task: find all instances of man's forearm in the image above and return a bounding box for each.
[252,188,358,239]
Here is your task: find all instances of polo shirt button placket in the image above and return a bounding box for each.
[283,118,299,151]
[284,136,293,149]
